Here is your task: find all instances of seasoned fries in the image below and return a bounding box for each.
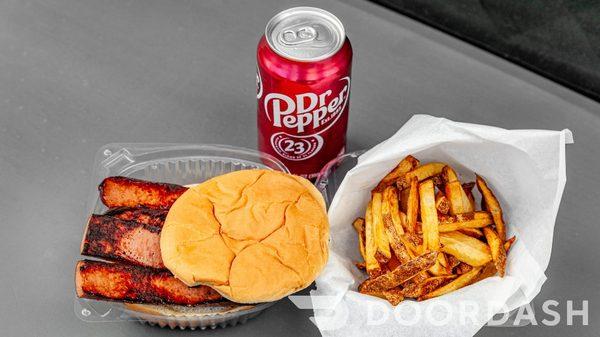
[483,226,507,277]
[455,262,473,275]
[405,177,419,232]
[439,231,492,266]
[419,179,440,251]
[396,162,446,189]
[353,155,516,305]
[376,155,419,191]
[419,266,482,301]
[443,166,474,215]
[462,182,476,210]
[476,175,506,240]
[435,191,450,215]
[383,186,405,236]
[438,212,493,232]
[382,193,412,264]
[371,192,392,262]
[474,262,498,283]
[364,201,380,276]
[363,288,405,306]
[504,236,516,253]
[457,227,484,239]
[352,218,367,262]
[359,252,438,293]
[402,275,456,298]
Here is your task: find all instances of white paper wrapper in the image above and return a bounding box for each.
[310,115,573,337]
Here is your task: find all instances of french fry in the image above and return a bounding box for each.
[363,287,405,306]
[458,228,484,238]
[414,221,423,234]
[397,242,430,284]
[385,253,401,271]
[376,155,420,191]
[383,186,405,236]
[352,218,367,262]
[405,177,419,232]
[443,166,474,215]
[372,192,392,262]
[483,226,507,277]
[382,202,411,264]
[504,236,516,253]
[429,253,450,276]
[444,165,459,182]
[387,225,430,285]
[359,251,438,293]
[445,182,474,214]
[364,201,381,276]
[356,155,516,304]
[418,179,439,252]
[399,234,421,258]
[398,281,420,298]
[476,175,506,240]
[462,182,476,210]
[462,182,475,192]
[446,254,461,273]
[438,211,493,232]
[435,191,450,215]
[398,233,431,282]
[415,244,425,255]
[399,188,409,212]
[408,270,430,286]
[384,288,405,306]
[420,179,448,275]
[384,231,411,265]
[402,275,456,298]
[455,262,473,274]
[439,231,492,266]
[419,266,482,301]
[420,275,456,294]
[474,262,498,282]
[397,162,446,189]
[402,232,422,247]
[374,252,388,265]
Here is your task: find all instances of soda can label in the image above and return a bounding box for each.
[261,75,350,161]
[257,7,352,178]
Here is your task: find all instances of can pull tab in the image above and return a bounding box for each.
[280,26,317,45]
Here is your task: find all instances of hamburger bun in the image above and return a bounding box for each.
[160,169,329,303]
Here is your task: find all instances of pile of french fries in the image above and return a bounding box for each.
[353,155,516,305]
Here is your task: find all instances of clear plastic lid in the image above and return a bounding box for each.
[76,144,287,329]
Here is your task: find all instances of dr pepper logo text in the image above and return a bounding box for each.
[260,77,350,161]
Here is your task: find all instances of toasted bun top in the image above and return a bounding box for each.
[160,169,329,303]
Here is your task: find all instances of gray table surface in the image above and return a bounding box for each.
[1,0,598,336]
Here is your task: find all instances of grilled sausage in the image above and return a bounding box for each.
[99,176,187,209]
[75,260,222,305]
[81,215,164,269]
[104,206,168,227]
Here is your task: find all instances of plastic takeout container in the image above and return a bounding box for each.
[76,144,529,330]
[76,144,287,329]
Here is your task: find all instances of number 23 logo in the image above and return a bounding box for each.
[283,140,306,155]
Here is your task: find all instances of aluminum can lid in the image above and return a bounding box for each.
[265,7,345,62]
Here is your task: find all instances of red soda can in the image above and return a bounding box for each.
[257,7,352,179]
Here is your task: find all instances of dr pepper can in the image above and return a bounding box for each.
[257,7,352,179]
